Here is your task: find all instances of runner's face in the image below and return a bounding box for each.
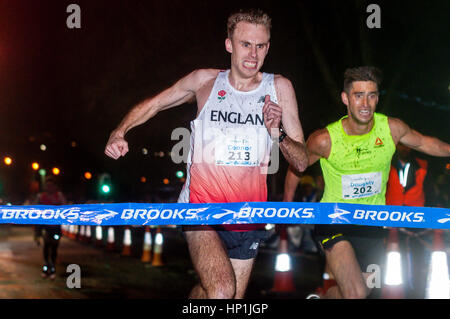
[226,22,270,78]
[342,81,379,125]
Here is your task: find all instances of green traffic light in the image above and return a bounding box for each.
[101,184,110,193]
[176,170,184,178]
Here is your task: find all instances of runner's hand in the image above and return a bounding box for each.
[262,95,282,138]
[105,132,129,159]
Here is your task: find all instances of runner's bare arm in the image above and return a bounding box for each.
[306,128,331,166]
[105,69,219,159]
[267,75,308,173]
[389,117,450,157]
[283,165,302,202]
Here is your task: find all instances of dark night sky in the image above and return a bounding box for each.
[0,0,449,203]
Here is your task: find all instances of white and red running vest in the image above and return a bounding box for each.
[178,70,277,231]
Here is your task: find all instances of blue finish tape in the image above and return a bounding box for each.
[0,202,449,229]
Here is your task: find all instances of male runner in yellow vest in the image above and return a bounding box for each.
[302,66,450,298]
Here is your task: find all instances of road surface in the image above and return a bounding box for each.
[0,225,322,299]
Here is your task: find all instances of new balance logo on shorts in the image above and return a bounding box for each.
[249,242,259,250]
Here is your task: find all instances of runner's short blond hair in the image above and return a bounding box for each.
[227,9,271,39]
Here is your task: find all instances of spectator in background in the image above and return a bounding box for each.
[34,177,66,279]
[385,143,435,298]
[386,143,432,206]
[434,168,449,208]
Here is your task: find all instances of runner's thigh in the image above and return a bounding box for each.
[184,229,235,289]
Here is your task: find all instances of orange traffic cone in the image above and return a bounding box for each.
[106,227,115,252]
[271,225,295,292]
[85,226,92,244]
[69,225,76,239]
[95,225,103,247]
[61,225,67,236]
[141,226,152,263]
[152,227,164,266]
[74,225,80,240]
[121,226,132,256]
[382,228,405,299]
[307,271,337,299]
[318,270,337,294]
[425,229,449,299]
[79,225,86,242]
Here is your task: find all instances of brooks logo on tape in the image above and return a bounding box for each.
[0,202,448,229]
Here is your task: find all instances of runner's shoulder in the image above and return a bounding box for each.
[273,74,294,89]
[307,128,331,154]
[387,116,400,126]
[309,128,330,142]
[272,74,296,103]
[387,116,410,142]
[189,69,221,84]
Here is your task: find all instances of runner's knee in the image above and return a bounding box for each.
[205,280,236,299]
[342,283,368,299]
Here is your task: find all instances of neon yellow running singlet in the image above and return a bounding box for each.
[320,113,396,205]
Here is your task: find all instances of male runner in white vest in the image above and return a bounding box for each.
[105,9,308,298]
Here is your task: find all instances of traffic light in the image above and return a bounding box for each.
[99,173,112,197]
[101,184,111,193]
[175,170,184,178]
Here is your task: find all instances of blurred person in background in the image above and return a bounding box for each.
[34,177,66,279]
[385,143,436,298]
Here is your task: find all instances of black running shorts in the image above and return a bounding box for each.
[216,228,269,260]
[182,225,268,260]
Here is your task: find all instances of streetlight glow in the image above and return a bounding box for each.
[4,157,12,165]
